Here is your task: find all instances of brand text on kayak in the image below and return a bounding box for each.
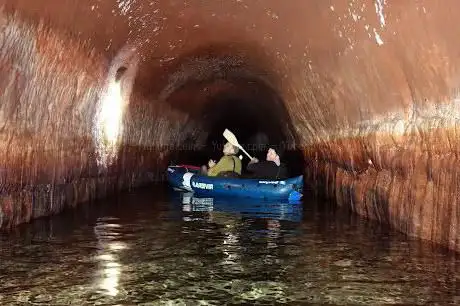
[192,182,214,190]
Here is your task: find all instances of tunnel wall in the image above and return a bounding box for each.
[291,3,460,252]
[0,9,198,228]
[305,130,460,252]
[0,0,460,252]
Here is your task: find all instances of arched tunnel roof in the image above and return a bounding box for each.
[6,0,459,137]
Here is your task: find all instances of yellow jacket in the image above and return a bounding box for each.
[208,155,242,176]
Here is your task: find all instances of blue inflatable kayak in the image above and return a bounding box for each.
[166,165,303,201]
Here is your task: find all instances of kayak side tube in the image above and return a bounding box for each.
[167,166,303,200]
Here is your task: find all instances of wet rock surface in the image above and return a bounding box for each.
[0,8,200,228]
[305,128,460,252]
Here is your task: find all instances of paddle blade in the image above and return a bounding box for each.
[223,129,240,147]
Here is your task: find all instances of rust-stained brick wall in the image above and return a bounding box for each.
[0,8,198,228]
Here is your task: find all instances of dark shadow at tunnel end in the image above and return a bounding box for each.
[156,42,305,178]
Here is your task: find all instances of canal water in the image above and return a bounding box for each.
[0,185,458,305]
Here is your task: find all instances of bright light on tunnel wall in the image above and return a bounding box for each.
[93,45,139,170]
[94,78,125,168]
[101,79,124,145]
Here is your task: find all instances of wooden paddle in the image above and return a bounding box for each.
[223,129,253,160]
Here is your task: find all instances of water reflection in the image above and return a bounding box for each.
[0,187,458,305]
[177,191,303,223]
[177,191,302,265]
[93,217,127,297]
[266,219,280,250]
[176,191,303,296]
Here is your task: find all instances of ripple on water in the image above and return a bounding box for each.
[0,189,459,305]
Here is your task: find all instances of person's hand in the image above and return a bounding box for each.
[208,159,216,168]
[249,157,259,164]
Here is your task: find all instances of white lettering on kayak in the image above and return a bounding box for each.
[258,180,286,185]
[192,181,214,190]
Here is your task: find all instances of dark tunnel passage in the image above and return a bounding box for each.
[164,72,305,177]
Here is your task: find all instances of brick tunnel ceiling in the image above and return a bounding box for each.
[3,0,460,252]
[7,0,314,149]
[8,0,460,147]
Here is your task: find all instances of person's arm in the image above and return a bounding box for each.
[208,156,231,176]
[247,160,263,172]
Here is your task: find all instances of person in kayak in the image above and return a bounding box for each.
[246,147,288,179]
[201,142,242,177]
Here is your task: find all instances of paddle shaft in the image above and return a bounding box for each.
[238,146,253,160]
